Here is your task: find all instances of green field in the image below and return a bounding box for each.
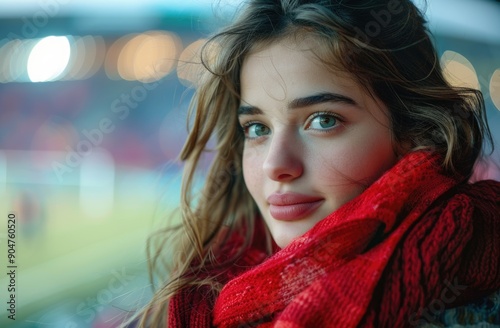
[0,178,178,328]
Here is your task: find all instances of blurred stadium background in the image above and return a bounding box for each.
[0,0,499,327]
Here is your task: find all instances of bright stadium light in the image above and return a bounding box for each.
[27,36,71,82]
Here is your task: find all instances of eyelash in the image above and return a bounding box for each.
[240,120,264,139]
[239,111,344,140]
[306,111,344,132]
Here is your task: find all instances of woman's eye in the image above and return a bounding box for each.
[244,123,271,139]
[308,114,338,130]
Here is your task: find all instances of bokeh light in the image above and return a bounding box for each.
[10,39,36,82]
[106,31,182,82]
[64,36,86,80]
[27,36,71,83]
[0,35,105,83]
[177,38,221,87]
[0,39,22,83]
[116,33,144,81]
[490,69,500,112]
[65,36,105,81]
[104,34,133,80]
[441,50,480,90]
[177,39,206,87]
[2,32,180,83]
[130,31,181,82]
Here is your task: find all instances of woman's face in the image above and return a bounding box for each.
[239,38,398,248]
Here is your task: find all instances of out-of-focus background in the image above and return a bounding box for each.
[0,0,499,327]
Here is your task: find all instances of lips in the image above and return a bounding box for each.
[267,193,324,221]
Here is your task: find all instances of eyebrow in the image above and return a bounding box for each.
[237,92,356,116]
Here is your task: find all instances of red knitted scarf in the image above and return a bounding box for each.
[168,151,500,327]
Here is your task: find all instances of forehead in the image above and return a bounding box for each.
[240,37,359,103]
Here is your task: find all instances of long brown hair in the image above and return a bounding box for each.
[133,0,492,326]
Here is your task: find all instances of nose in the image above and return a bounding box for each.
[263,132,304,182]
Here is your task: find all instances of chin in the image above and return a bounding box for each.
[269,224,313,249]
[273,236,292,249]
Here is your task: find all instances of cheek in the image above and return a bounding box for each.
[314,126,396,190]
[242,148,262,198]
[340,128,396,182]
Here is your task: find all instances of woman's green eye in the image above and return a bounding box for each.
[245,123,271,138]
[309,114,338,130]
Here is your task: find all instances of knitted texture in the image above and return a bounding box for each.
[168,151,500,327]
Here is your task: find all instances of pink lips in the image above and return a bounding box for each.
[267,193,324,221]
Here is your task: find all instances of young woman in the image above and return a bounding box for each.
[135,0,500,326]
